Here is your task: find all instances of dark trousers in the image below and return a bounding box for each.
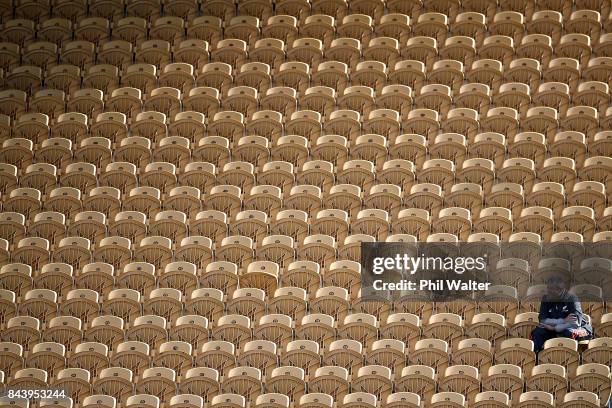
[531,327,558,354]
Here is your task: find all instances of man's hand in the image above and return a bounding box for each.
[538,323,555,331]
[565,314,578,323]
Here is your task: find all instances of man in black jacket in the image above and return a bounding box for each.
[531,274,593,354]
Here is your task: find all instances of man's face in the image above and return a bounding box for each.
[547,275,566,297]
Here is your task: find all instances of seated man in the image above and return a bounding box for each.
[531,274,593,354]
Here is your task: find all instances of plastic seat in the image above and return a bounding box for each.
[527,11,562,45]
[187,12,225,46]
[261,17,296,50]
[210,394,245,408]
[364,183,401,215]
[208,111,245,143]
[364,37,399,68]
[13,113,49,144]
[295,393,334,408]
[176,367,219,402]
[526,364,567,402]
[111,16,147,45]
[336,159,375,192]
[191,137,229,169]
[516,34,553,68]
[136,40,171,69]
[325,37,361,68]
[163,186,201,216]
[98,290,140,326]
[22,42,57,71]
[404,183,444,219]
[133,236,173,269]
[261,284,306,321]
[0,212,26,242]
[158,262,197,295]
[309,366,350,401]
[561,391,601,408]
[453,83,492,115]
[338,313,379,349]
[363,109,400,141]
[259,88,296,120]
[1,315,40,351]
[407,338,449,374]
[96,41,133,71]
[336,14,372,47]
[183,88,219,120]
[125,314,168,350]
[235,339,276,376]
[294,312,335,348]
[320,335,360,372]
[222,366,262,400]
[24,341,66,382]
[515,391,554,408]
[6,65,42,93]
[122,64,157,95]
[277,340,320,379]
[211,39,248,70]
[134,367,176,401]
[448,337,491,374]
[249,313,291,350]
[412,13,448,45]
[153,136,190,168]
[155,62,195,96]
[185,287,224,324]
[235,62,271,93]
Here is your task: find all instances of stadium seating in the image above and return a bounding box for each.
[0,0,611,407]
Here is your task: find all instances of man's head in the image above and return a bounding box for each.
[546,274,569,298]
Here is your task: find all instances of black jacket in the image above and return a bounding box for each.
[538,291,593,335]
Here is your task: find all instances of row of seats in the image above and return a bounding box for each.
[1,140,609,189]
[3,282,611,332]
[0,347,610,401]
[1,130,609,180]
[0,18,611,68]
[2,186,609,240]
[1,45,610,97]
[3,105,611,156]
[1,316,610,371]
[0,135,610,193]
[1,0,209,22]
[1,0,610,407]
[3,290,610,339]
[0,251,610,304]
[1,200,610,243]
[2,246,610,292]
[0,390,608,408]
[2,74,611,125]
[1,9,610,51]
[0,364,609,408]
[1,151,610,196]
[0,339,611,405]
[2,119,610,164]
[2,298,612,371]
[1,218,611,269]
[2,159,610,219]
[0,83,609,142]
[2,0,612,21]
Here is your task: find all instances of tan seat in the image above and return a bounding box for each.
[526,364,567,402]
